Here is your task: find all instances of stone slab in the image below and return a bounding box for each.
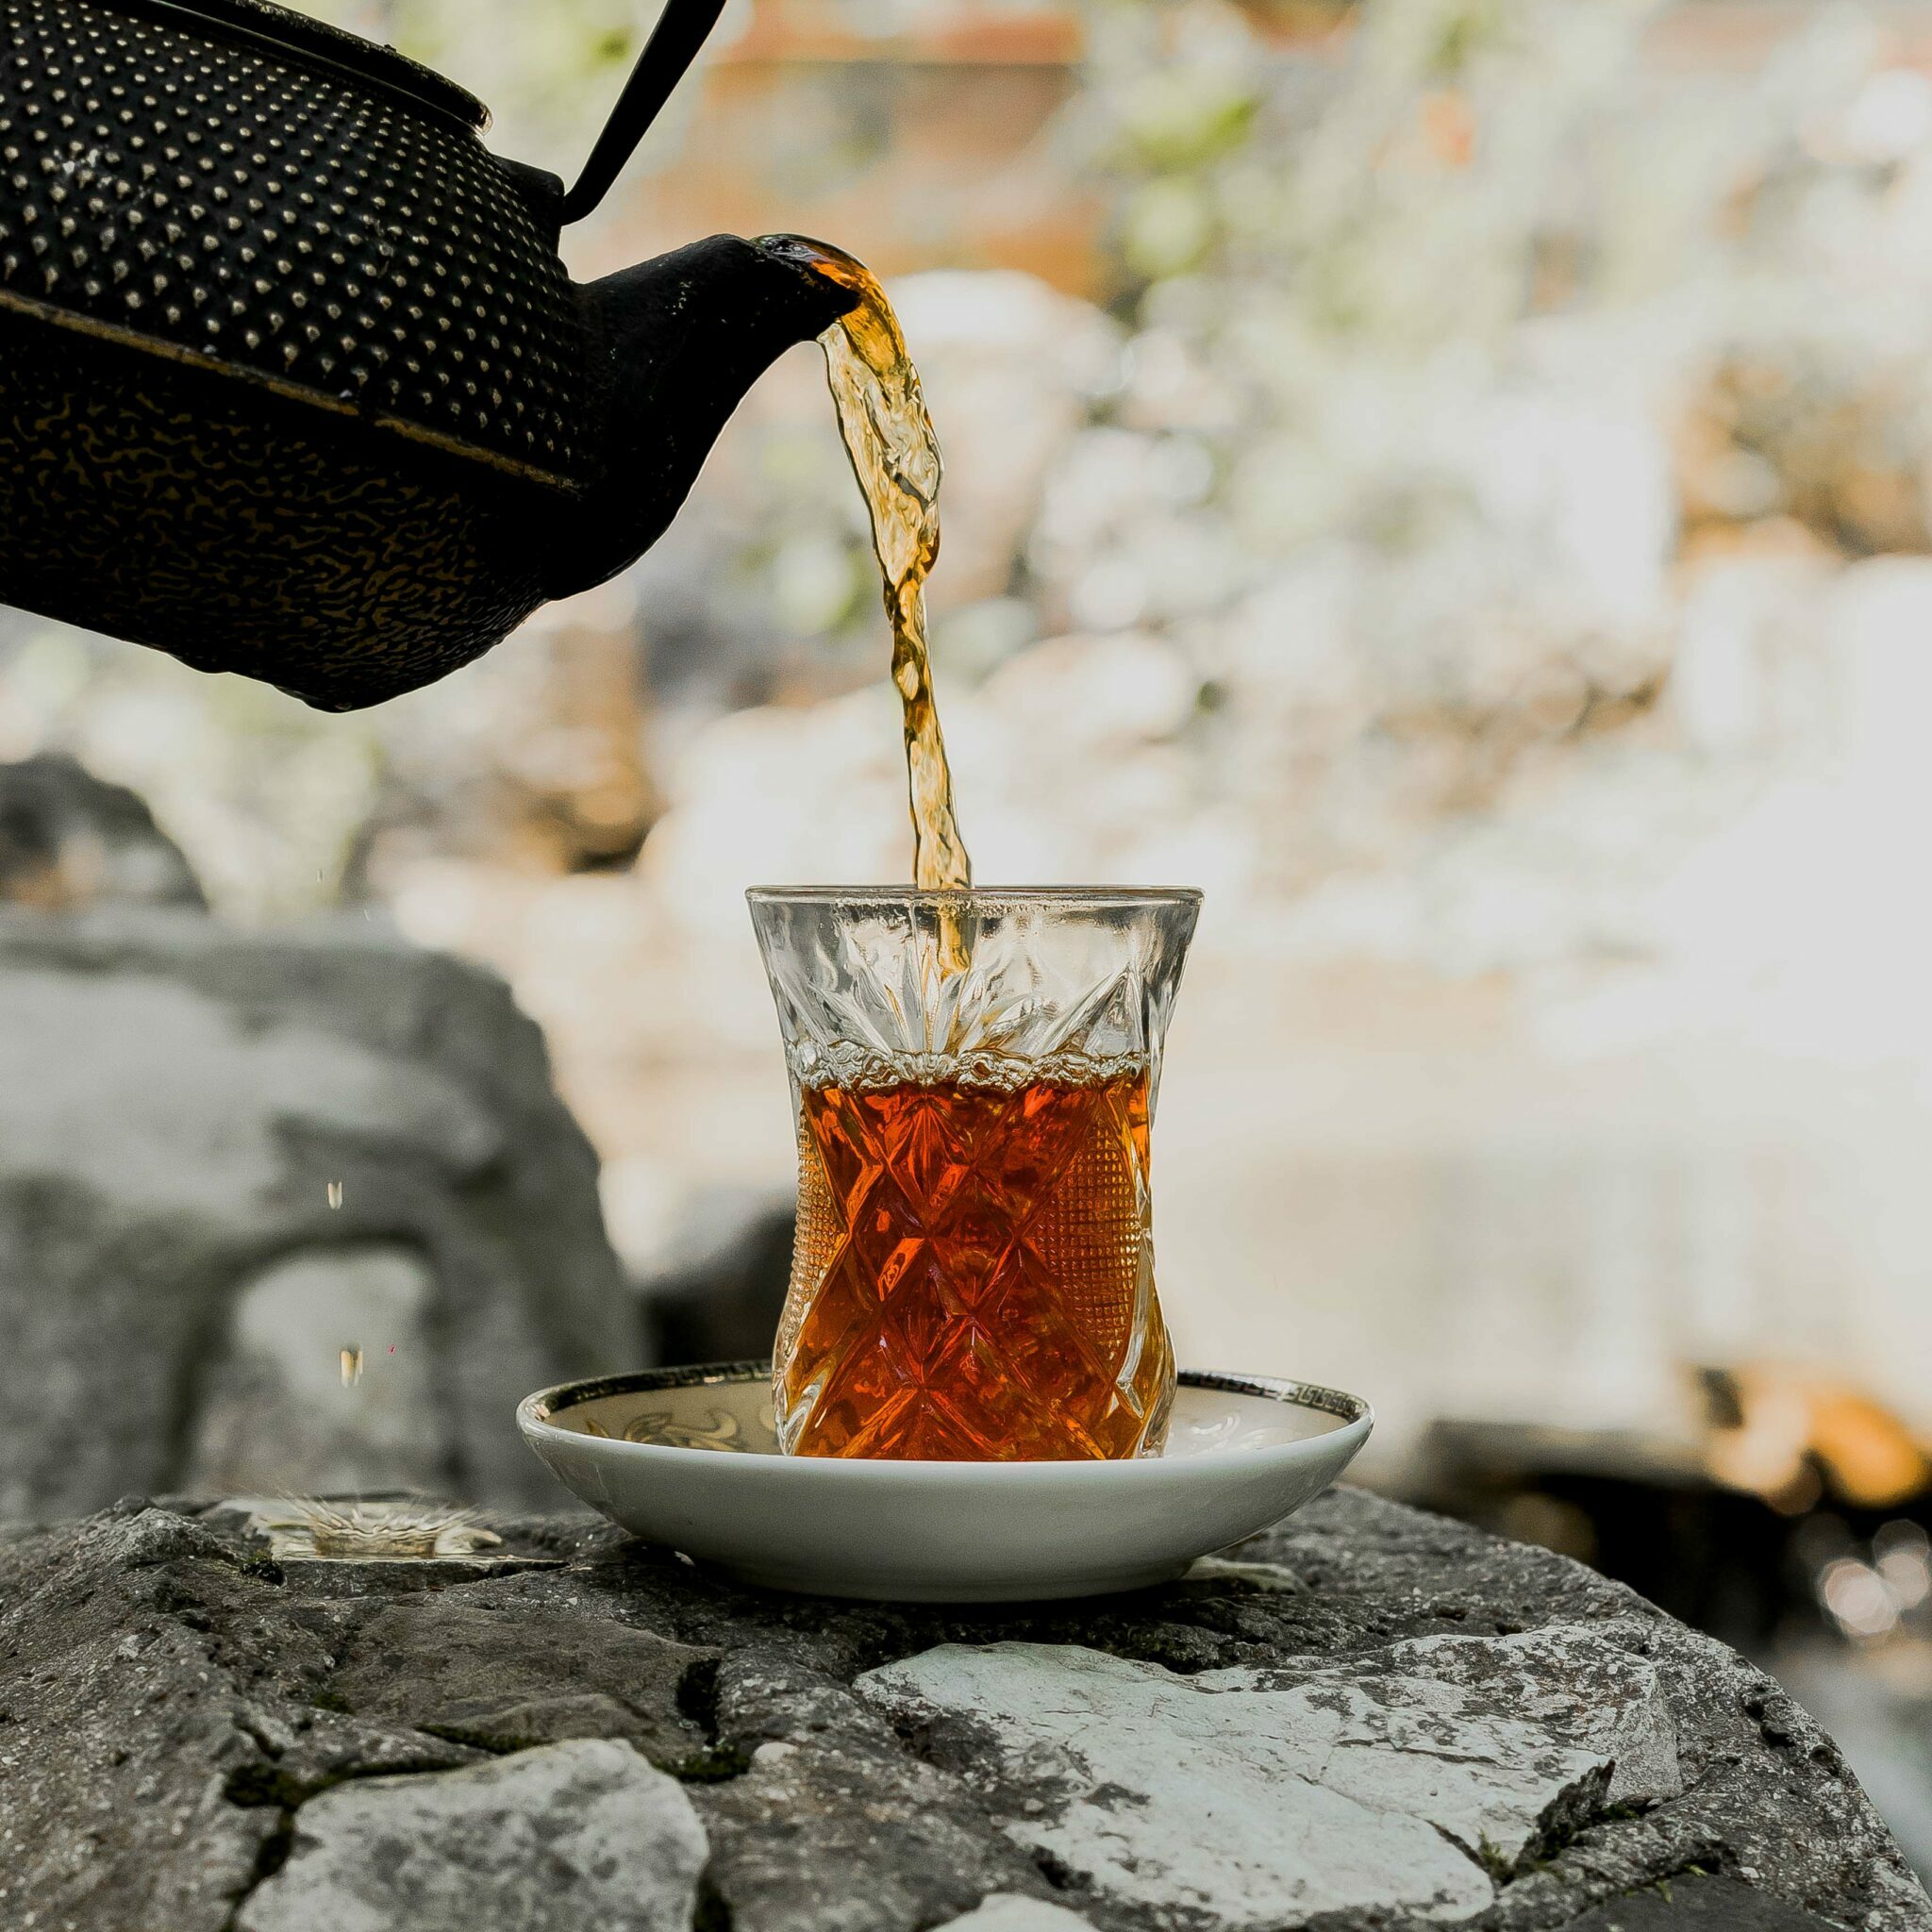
[235,1738,708,1932]
[934,1898,1105,1932]
[856,1629,1678,1924]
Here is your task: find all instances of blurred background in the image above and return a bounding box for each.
[9,0,1932,1871]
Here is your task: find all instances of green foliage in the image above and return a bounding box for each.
[1112,68,1259,174]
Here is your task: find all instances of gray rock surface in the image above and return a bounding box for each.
[324,1596,711,1758]
[0,1487,1922,1932]
[237,1737,708,1932]
[0,751,205,911]
[184,1247,446,1496]
[933,1899,1103,1932]
[633,1182,795,1367]
[0,906,631,1515]
[855,1628,1681,1925]
[1561,1874,1856,1927]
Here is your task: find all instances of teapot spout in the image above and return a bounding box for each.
[554,234,860,596]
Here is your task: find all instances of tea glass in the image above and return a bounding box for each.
[748,887,1200,1461]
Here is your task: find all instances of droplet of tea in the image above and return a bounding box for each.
[326,1179,343,1210]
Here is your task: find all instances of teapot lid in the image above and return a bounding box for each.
[127,0,488,130]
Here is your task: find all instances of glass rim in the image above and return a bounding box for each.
[745,884,1204,907]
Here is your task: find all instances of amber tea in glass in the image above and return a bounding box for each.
[749,889,1199,1461]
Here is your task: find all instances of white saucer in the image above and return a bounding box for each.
[517,1362,1373,1602]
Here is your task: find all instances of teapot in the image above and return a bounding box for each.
[0,0,858,708]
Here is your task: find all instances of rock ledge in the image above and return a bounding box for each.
[0,1486,1924,1932]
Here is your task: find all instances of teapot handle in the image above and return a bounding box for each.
[560,0,729,225]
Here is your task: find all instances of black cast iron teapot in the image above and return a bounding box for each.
[0,0,858,708]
